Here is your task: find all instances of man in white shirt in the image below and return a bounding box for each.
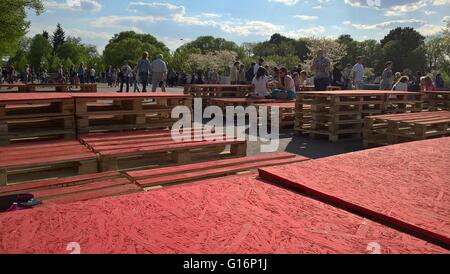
[352,56,365,90]
[253,58,264,75]
[151,54,168,92]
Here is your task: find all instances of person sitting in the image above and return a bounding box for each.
[270,67,296,100]
[392,76,409,91]
[292,72,301,91]
[332,63,344,89]
[251,67,270,98]
[420,76,436,92]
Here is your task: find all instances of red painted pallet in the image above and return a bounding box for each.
[0,140,98,186]
[0,171,140,204]
[81,129,247,171]
[126,152,309,189]
[0,174,446,254]
[259,137,450,246]
[255,102,296,129]
[424,91,450,111]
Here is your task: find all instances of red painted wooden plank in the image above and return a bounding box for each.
[0,171,119,195]
[71,92,191,99]
[45,184,140,204]
[259,137,450,246]
[0,140,82,153]
[100,139,244,157]
[136,157,309,187]
[1,145,92,159]
[0,152,96,168]
[0,93,73,102]
[32,178,131,198]
[0,175,445,254]
[127,152,300,179]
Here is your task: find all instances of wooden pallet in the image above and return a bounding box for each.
[211,98,292,110]
[0,140,98,186]
[363,111,450,147]
[0,93,74,119]
[0,171,140,204]
[295,91,423,141]
[80,129,247,172]
[255,102,295,129]
[297,85,315,92]
[0,115,76,144]
[72,93,192,134]
[184,84,253,96]
[126,152,309,190]
[0,84,28,92]
[14,83,98,93]
[423,91,450,111]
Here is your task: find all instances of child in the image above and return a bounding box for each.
[251,67,270,98]
[392,76,409,91]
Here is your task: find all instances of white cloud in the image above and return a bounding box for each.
[416,24,445,35]
[343,19,425,30]
[432,0,450,5]
[384,0,428,17]
[91,16,166,28]
[293,15,318,21]
[269,0,300,5]
[43,0,102,12]
[201,13,222,18]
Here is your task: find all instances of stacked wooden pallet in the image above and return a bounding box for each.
[295,90,423,141]
[184,84,253,97]
[211,98,291,110]
[0,140,98,185]
[0,93,76,144]
[80,129,247,171]
[72,93,192,135]
[423,91,450,111]
[126,152,309,191]
[255,102,296,129]
[0,171,140,204]
[363,111,450,147]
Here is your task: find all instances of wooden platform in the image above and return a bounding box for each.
[255,102,296,129]
[0,171,140,204]
[0,173,446,254]
[0,93,75,144]
[80,129,247,172]
[72,93,192,134]
[363,111,450,147]
[211,98,292,110]
[0,83,97,93]
[0,140,98,186]
[259,137,450,246]
[127,152,309,190]
[424,91,450,111]
[184,84,253,97]
[295,90,423,141]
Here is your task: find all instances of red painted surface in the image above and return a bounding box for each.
[259,137,450,246]
[0,93,73,102]
[300,90,421,96]
[211,98,292,103]
[70,92,191,99]
[0,174,446,254]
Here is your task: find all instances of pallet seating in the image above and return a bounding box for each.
[0,93,75,144]
[0,84,28,92]
[184,84,253,97]
[363,111,450,147]
[80,129,247,171]
[72,93,192,135]
[12,83,97,93]
[0,171,140,204]
[126,152,309,190]
[297,85,315,92]
[0,140,98,185]
[295,90,423,141]
[255,102,295,129]
[211,98,292,110]
[423,91,450,111]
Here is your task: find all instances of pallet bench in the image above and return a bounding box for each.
[363,111,450,147]
[0,84,28,92]
[0,93,75,144]
[80,129,247,172]
[184,84,253,97]
[72,93,192,134]
[126,152,309,190]
[0,140,98,185]
[211,98,292,110]
[255,102,296,129]
[423,91,450,111]
[0,171,140,205]
[295,90,423,141]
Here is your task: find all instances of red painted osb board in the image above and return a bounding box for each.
[259,137,450,246]
[0,175,446,254]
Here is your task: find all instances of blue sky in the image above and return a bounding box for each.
[27,0,450,52]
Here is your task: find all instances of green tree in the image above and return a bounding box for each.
[103,31,169,67]
[0,0,43,56]
[52,23,66,55]
[181,36,245,59]
[253,34,309,62]
[28,34,52,72]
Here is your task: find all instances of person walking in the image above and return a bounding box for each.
[119,62,132,93]
[89,67,96,83]
[352,56,365,90]
[230,62,240,85]
[380,61,394,90]
[150,54,168,92]
[23,64,31,84]
[311,49,331,91]
[253,58,264,75]
[136,52,151,92]
[238,64,246,84]
[78,63,86,84]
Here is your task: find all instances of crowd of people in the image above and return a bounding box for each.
[1,49,447,96]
